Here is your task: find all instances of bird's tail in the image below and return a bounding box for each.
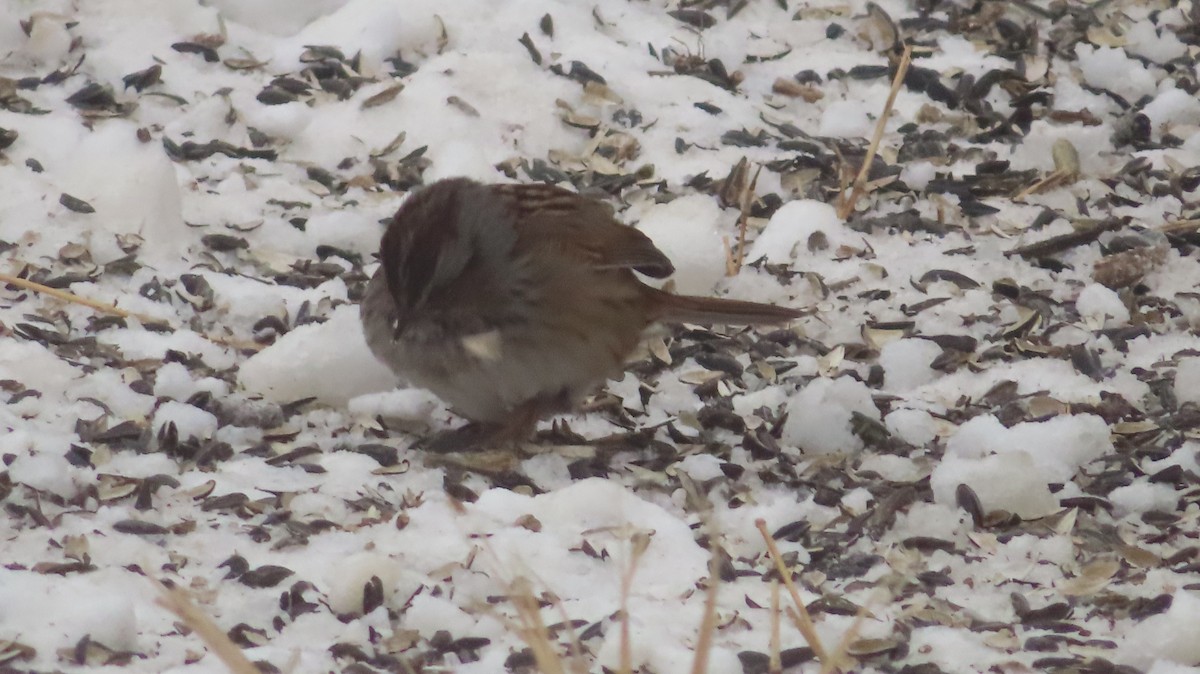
[651,289,806,325]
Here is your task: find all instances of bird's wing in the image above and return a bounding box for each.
[491,183,675,278]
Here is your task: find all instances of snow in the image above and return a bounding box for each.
[856,453,922,483]
[884,407,939,446]
[239,304,398,404]
[931,451,1059,518]
[931,414,1114,518]
[677,452,725,482]
[1124,591,1200,669]
[634,195,728,294]
[1074,44,1158,103]
[0,569,144,654]
[819,99,875,138]
[1143,88,1200,137]
[1126,18,1190,64]
[878,338,942,391]
[943,414,1113,483]
[152,400,219,441]
[782,376,879,454]
[5,444,79,498]
[1148,662,1200,674]
[54,120,187,260]
[1076,282,1130,327]
[746,199,844,265]
[1177,358,1200,406]
[1108,481,1179,516]
[0,339,79,393]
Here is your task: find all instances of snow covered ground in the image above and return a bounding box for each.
[2,0,1200,672]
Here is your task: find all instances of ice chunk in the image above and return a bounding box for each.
[1108,482,1178,516]
[783,376,879,454]
[930,452,1058,519]
[239,304,398,405]
[153,401,218,440]
[879,339,942,391]
[1123,591,1200,668]
[746,199,844,265]
[636,195,727,294]
[945,414,1111,481]
[1076,283,1130,326]
[57,120,186,261]
[1074,44,1156,103]
[1176,358,1200,406]
[885,408,938,447]
[0,340,78,395]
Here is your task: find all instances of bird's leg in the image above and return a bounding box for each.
[418,391,570,453]
[418,422,504,453]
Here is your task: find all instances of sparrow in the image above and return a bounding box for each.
[360,177,802,448]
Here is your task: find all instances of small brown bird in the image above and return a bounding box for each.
[360,178,802,448]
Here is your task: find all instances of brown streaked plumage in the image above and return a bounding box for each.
[359,177,803,447]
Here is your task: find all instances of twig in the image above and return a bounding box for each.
[836,45,913,219]
[729,164,762,275]
[822,590,889,674]
[0,269,263,351]
[510,578,567,674]
[153,579,261,674]
[619,533,650,674]
[689,543,723,674]
[769,581,782,674]
[754,519,831,666]
[1159,218,1200,233]
[1012,170,1072,200]
[0,271,162,325]
[1014,137,1081,201]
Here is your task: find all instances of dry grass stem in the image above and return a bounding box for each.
[836,45,913,219]
[723,235,737,277]
[619,533,651,674]
[1013,171,1072,200]
[510,578,567,674]
[0,269,264,352]
[153,580,260,674]
[1159,218,1200,233]
[0,271,162,325]
[822,590,890,674]
[466,506,593,673]
[728,164,762,276]
[769,581,782,674]
[689,545,723,674]
[754,519,831,666]
[1015,138,1081,200]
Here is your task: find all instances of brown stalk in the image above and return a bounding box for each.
[1159,218,1200,233]
[728,164,762,276]
[0,271,163,326]
[510,578,567,674]
[0,269,262,352]
[822,590,889,674]
[618,533,651,674]
[153,580,260,674]
[836,45,913,219]
[754,519,831,665]
[689,543,723,674]
[1013,170,1071,200]
[723,236,738,277]
[769,581,782,674]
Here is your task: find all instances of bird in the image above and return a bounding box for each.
[359,177,803,449]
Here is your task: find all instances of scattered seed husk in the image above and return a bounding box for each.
[59,193,95,213]
[361,83,403,109]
